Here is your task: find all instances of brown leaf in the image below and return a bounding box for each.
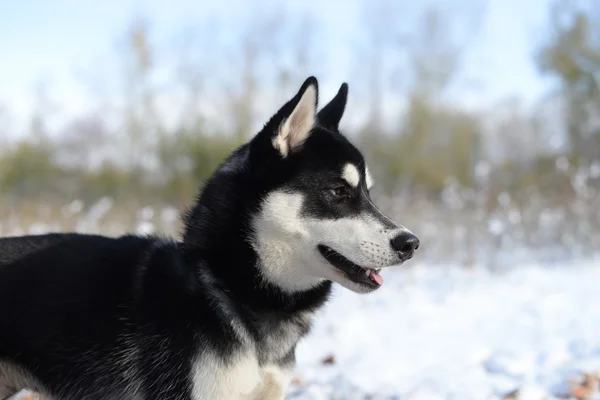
[321,353,336,365]
[569,372,600,400]
[502,388,519,400]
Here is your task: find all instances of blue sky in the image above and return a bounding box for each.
[0,0,556,133]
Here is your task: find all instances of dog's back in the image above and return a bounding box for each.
[0,233,154,399]
[0,233,83,266]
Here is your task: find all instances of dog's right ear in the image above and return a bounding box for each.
[271,77,319,158]
[317,83,348,130]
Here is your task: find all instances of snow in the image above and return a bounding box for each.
[7,255,600,400]
[291,262,600,399]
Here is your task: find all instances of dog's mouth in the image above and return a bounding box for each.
[317,245,383,288]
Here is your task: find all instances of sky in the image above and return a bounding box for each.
[0,0,556,135]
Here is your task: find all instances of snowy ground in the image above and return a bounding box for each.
[289,261,600,400]
[9,261,600,400]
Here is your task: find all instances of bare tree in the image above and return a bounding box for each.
[360,0,406,133]
[0,104,12,147]
[221,6,285,140]
[358,1,485,192]
[277,14,318,105]
[537,0,600,162]
[407,3,483,99]
[116,17,162,170]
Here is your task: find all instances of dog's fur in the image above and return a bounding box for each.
[0,77,419,400]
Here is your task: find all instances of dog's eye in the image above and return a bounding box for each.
[330,186,349,197]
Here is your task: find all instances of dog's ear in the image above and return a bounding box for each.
[317,83,348,130]
[272,77,318,157]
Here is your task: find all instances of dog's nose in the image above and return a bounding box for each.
[390,231,420,261]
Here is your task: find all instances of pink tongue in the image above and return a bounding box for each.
[369,270,384,285]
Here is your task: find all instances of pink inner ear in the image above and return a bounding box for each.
[288,106,314,148]
[274,85,317,156]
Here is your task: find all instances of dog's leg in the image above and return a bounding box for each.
[0,363,51,400]
[249,365,292,400]
[6,390,41,400]
[255,373,284,400]
[0,364,22,400]
[0,389,17,400]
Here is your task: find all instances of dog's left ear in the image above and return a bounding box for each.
[272,77,319,157]
[317,83,348,130]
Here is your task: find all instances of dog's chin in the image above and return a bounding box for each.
[332,274,381,294]
[317,245,384,294]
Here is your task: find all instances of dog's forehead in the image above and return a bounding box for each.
[311,128,364,162]
[295,127,374,187]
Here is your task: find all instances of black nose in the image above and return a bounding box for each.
[390,231,420,261]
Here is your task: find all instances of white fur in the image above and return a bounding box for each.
[254,364,293,400]
[114,331,144,398]
[342,163,360,188]
[251,193,323,292]
[0,361,53,399]
[272,85,316,157]
[191,351,261,400]
[191,352,292,400]
[251,191,404,294]
[365,165,374,189]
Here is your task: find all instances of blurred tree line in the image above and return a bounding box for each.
[1,0,599,208]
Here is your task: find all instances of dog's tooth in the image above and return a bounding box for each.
[364,269,370,277]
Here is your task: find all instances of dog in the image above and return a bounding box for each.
[0,77,419,400]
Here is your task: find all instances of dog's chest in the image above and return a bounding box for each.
[190,352,293,400]
[190,314,311,399]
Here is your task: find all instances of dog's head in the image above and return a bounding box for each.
[247,77,419,294]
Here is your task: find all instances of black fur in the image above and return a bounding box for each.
[0,77,382,400]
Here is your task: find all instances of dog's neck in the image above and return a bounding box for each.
[181,147,332,316]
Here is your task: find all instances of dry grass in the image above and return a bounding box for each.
[3,189,600,268]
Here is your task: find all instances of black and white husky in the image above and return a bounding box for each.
[0,77,419,400]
